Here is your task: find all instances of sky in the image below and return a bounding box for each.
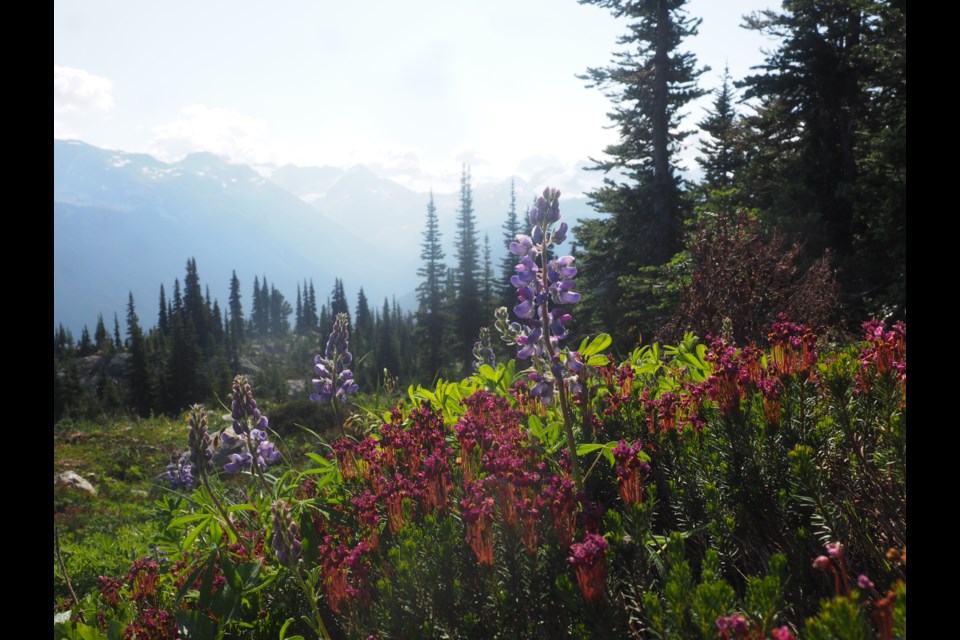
[54,0,780,196]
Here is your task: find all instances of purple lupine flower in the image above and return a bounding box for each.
[499,187,584,399]
[224,375,281,473]
[271,501,302,568]
[224,452,253,474]
[857,574,874,591]
[311,313,359,403]
[187,404,213,476]
[472,327,497,371]
[163,454,194,490]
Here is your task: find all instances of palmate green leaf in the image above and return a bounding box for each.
[586,354,609,366]
[183,516,213,550]
[169,512,212,528]
[54,621,105,640]
[579,333,613,357]
[576,440,626,465]
[305,452,333,468]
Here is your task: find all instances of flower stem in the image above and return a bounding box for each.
[294,566,332,639]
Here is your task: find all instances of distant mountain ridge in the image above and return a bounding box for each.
[53,140,597,336]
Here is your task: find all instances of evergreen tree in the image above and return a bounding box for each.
[354,287,374,390]
[183,258,211,353]
[228,270,244,345]
[78,325,93,356]
[158,284,169,335]
[453,164,482,374]
[126,293,151,417]
[113,313,123,350]
[269,285,292,336]
[415,191,448,379]
[260,276,271,336]
[696,65,745,194]
[377,297,399,383]
[499,178,521,310]
[94,313,110,353]
[305,279,319,333]
[330,279,350,325]
[295,284,304,335]
[740,0,906,317]
[481,233,494,319]
[56,323,74,355]
[251,275,266,337]
[575,0,707,345]
[172,278,183,316]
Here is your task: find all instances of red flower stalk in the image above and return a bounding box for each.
[461,482,495,565]
[568,533,608,602]
[612,440,651,506]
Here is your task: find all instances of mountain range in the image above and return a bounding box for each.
[53,140,598,336]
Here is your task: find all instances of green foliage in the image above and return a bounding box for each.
[804,596,873,640]
[54,320,905,639]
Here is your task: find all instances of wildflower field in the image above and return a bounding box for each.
[55,191,906,639]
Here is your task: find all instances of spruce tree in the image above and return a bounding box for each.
[415,191,447,379]
[330,279,350,325]
[740,0,906,318]
[228,270,244,345]
[269,285,292,336]
[453,164,482,374]
[113,313,123,350]
[305,280,319,333]
[354,287,374,390]
[377,297,399,383]
[94,313,110,353]
[126,293,151,416]
[295,284,304,335]
[575,0,707,345]
[499,178,521,310]
[158,284,169,335]
[696,65,745,194]
[78,326,93,356]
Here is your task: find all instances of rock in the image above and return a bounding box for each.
[55,470,97,496]
[211,427,247,470]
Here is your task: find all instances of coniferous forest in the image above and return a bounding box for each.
[55,2,905,639]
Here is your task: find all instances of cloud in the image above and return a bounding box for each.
[148,105,267,164]
[54,66,114,114]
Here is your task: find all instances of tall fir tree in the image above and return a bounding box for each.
[228,270,245,346]
[499,178,521,310]
[305,279,319,333]
[696,65,745,195]
[377,297,399,383]
[260,276,271,336]
[453,164,482,374]
[78,326,93,356]
[295,284,304,335]
[354,287,374,390]
[269,285,292,336]
[94,313,110,353]
[158,284,169,335]
[330,279,350,325]
[415,191,448,380]
[113,312,123,350]
[250,275,263,337]
[126,293,151,417]
[575,0,707,346]
[740,0,905,318]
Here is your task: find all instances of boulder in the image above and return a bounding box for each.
[55,470,97,496]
